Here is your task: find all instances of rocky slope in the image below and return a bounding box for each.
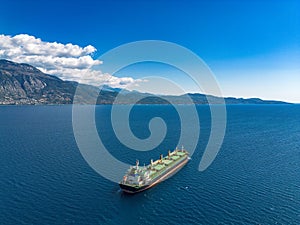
[0,59,77,104]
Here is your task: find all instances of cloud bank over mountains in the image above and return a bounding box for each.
[0,34,140,87]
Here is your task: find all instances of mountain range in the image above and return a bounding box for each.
[0,59,289,105]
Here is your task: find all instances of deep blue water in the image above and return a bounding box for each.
[0,105,300,225]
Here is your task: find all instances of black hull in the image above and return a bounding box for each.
[119,183,150,193]
[119,157,189,194]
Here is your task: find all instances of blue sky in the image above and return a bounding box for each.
[0,0,299,102]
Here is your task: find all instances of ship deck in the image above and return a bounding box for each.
[149,151,188,180]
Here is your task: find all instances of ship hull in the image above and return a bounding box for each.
[119,157,189,194]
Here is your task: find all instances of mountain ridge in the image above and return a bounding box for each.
[0,59,290,105]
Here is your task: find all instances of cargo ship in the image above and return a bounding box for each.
[119,147,190,194]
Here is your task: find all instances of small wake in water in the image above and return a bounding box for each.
[178,186,189,191]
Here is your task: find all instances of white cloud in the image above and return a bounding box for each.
[0,34,142,88]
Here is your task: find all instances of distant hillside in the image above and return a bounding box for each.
[0,59,290,105]
[0,59,76,104]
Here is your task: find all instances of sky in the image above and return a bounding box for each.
[0,0,299,102]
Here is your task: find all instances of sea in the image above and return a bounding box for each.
[0,104,299,225]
